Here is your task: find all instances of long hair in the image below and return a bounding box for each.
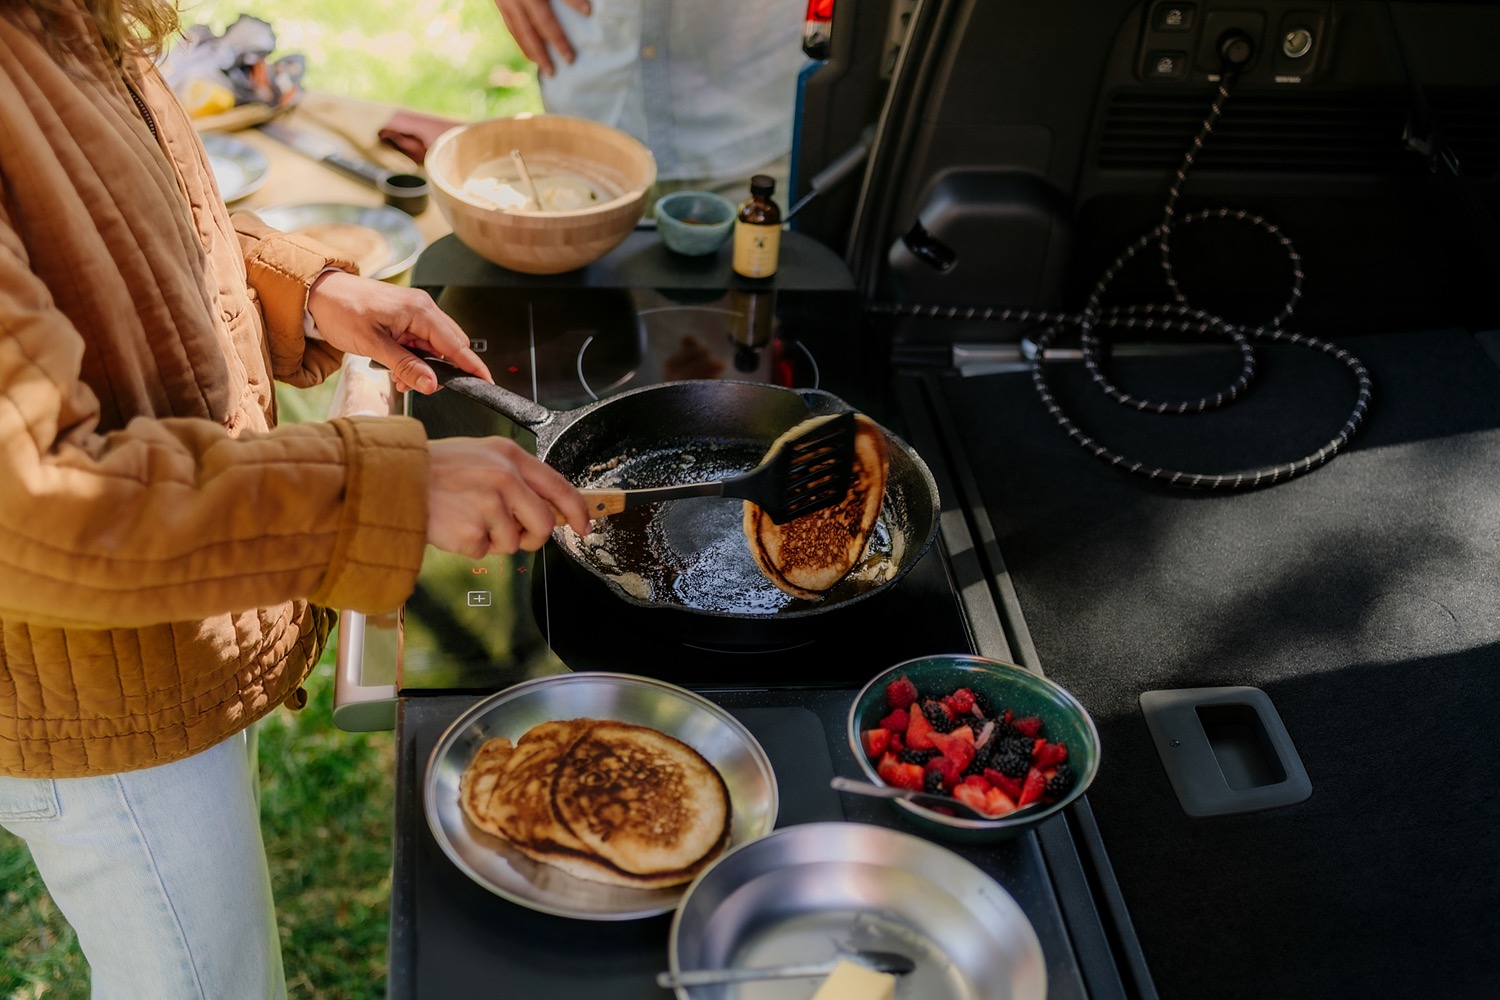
[6,0,181,62]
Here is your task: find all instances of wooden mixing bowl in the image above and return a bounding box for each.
[427,113,656,275]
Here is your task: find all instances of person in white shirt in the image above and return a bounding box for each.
[492,0,807,198]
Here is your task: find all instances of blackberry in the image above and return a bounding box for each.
[993,747,1031,779]
[962,756,988,777]
[920,699,957,733]
[1044,762,1076,799]
[923,769,945,795]
[1002,734,1036,760]
[899,747,937,766]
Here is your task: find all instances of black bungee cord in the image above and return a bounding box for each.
[872,63,1373,491]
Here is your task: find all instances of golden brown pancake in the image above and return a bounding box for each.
[457,718,732,890]
[295,221,391,277]
[552,722,731,878]
[481,719,594,855]
[744,412,889,599]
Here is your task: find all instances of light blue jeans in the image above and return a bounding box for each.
[0,729,285,999]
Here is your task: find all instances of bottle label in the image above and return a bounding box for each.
[733,221,781,278]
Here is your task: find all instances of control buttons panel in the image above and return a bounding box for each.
[1138,1,1330,84]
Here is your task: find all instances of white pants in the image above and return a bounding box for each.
[0,730,285,1000]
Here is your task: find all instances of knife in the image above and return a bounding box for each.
[257,121,430,215]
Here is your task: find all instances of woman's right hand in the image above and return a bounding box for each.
[426,436,591,557]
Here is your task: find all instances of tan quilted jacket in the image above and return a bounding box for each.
[0,11,431,777]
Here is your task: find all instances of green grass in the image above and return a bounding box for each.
[181,0,544,121]
[2,6,533,996]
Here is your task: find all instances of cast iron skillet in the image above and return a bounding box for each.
[422,360,939,621]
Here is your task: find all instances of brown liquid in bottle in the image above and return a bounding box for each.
[732,174,782,279]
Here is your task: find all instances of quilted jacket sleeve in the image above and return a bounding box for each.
[0,206,431,629]
[232,210,353,390]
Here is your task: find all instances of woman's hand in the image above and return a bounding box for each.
[426,436,592,556]
[306,270,490,393]
[492,0,592,77]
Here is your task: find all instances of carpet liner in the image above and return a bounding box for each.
[939,329,1500,999]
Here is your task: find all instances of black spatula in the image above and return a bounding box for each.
[578,411,858,524]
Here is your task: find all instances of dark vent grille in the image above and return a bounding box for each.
[1099,92,1420,174]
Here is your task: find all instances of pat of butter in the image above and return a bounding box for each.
[810,959,897,1000]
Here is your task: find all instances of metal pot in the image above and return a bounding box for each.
[423,360,939,622]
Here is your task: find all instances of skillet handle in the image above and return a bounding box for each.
[421,357,555,431]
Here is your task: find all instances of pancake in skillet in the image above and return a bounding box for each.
[744,412,889,600]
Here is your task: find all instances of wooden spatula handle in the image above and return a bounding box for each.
[553,489,629,525]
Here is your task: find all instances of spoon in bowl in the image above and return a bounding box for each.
[510,148,546,211]
[830,775,1042,820]
[657,949,915,989]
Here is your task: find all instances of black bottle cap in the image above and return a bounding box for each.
[750,174,776,197]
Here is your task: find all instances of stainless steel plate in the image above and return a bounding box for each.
[669,821,1047,1000]
[202,131,268,204]
[251,201,423,280]
[425,672,779,921]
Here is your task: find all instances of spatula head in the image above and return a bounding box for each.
[748,411,858,524]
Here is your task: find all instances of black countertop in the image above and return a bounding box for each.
[388,687,1095,1000]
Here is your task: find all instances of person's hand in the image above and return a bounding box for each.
[493,0,592,78]
[306,270,489,394]
[427,436,592,556]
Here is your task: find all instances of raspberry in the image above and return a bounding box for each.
[1013,715,1044,738]
[885,675,919,710]
[945,687,977,715]
[878,708,910,734]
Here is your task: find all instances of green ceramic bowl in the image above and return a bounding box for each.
[846,655,1100,843]
[654,190,736,256]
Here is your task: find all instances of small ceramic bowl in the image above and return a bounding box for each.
[847,654,1100,843]
[654,190,736,256]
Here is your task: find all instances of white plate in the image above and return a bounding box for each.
[251,202,423,281]
[424,672,780,921]
[202,131,268,204]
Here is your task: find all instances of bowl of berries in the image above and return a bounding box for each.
[847,654,1100,842]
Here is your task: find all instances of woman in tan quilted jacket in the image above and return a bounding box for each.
[0,2,593,996]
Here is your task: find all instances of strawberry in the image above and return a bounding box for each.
[983,767,1024,802]
[953,782,991,815]
[1018,766,1047,807]
[861,728,891,759]
[983,785,1018,817]
[876,753,924,791]
[905,703,936,750]
[1032,739,1068,770]
[885,675,919,710]
[961,773,990,790]
[878,708,910,734]
[929,730,975,772]
[1013,715,1044,738]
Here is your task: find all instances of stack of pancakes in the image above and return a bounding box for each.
[459,718,732,889]
[745,412,890,600]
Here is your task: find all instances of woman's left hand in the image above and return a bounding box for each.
[305,270,490,393]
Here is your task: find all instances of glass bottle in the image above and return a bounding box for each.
[732,174,782,280]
